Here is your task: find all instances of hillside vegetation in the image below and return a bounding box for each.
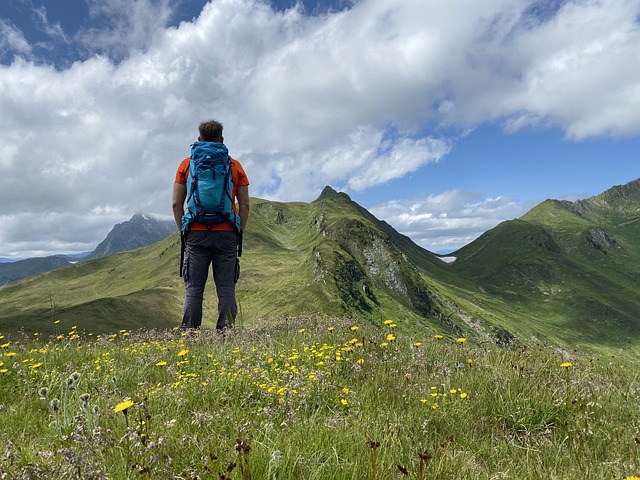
[0,181,639,362]
[0,318,638,479]
[446,178,640,359]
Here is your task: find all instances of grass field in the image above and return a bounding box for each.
[1,317,638,479]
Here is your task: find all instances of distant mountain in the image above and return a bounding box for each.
[84,213,175,260]
[0,213,175,285]
[0,180,638,361]
[0,255,76,286]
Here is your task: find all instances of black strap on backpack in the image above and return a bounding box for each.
[179,232,187,277]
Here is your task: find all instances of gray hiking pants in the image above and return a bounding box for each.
[181,230,239,331]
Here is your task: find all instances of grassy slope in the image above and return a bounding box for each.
[0,191,446,337]
[0,236,184,335]
[1,318,638,479]
[1,181,639,361]
[432,180,640,360]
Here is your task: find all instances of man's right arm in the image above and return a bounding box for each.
[172,183,187,231]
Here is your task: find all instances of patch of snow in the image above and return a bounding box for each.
[145,212,174,221]
[438,256,457,264]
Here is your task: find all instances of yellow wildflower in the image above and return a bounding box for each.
[113,399,134,413]
[386,333,396,341]
[456,337,467,343]
[434,335,443,339]
[155,361,167,366]
[177,349,189,357]
[350,326,359,331]
[413,342,422,347]
[560,361,573,368]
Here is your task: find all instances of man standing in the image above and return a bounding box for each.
[172,120,250,331]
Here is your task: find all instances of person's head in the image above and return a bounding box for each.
[198,119,224,142]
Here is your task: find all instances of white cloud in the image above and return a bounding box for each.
[0,211,125,259]
[347,136,451,191]
[496,0,640,139]
[77,0,174,58]
[370,190,534,253]
[34,6,69,43]
[0,0,639,257]
[0,19,32,58]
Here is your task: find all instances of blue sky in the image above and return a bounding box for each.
[1,0,639,259]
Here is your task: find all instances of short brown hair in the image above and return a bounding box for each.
[198,120,224,142]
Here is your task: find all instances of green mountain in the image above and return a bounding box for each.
[444,178,640,357]
[0,187,448,338]
[1,181,638,361]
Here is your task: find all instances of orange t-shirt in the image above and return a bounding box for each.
[175,156,249,231]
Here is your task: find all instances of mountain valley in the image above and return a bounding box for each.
[1,180,638,361]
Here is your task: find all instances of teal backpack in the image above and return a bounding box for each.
[181,141,241,236]
[179,141,242,277]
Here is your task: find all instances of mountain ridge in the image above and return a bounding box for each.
[0,255,77,286]
[1,179,638,361]
[84,212,175,261]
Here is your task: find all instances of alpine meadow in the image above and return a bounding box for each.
[0,180,639,479]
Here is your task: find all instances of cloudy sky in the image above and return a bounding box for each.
[1,0,639,259]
